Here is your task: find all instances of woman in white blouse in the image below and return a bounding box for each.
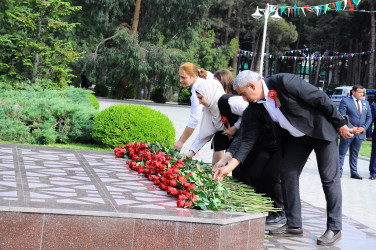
[182,78,248,163]
[173,62,213,151]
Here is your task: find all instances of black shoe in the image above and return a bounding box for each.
[350,174,363,180]
[266,213,287,225]
[269,224,303,236]
[370,176,376,180]
[317,230,341,246]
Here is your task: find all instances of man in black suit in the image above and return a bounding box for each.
[214,71,353,246]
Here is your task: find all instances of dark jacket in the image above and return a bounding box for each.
[228,73,347,162]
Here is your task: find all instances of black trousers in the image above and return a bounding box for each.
[281,135,342,230]
[234,148,284,211]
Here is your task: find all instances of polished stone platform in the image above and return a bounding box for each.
[0,144,265,249]
[2,144,376,249]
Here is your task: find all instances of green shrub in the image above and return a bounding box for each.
[94,83,109,97]
[124,87,137,99]
[178,88,191,105]
[150,87,167,103]
[0,86,98,144]
[92,104,175,147]
[88,94,100,110]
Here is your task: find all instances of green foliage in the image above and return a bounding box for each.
[88,93,99,109]
[124,87,137,99]
[139,0,221,47]
[0,0,82,86]
[0,86,98,144]
[94,83,109,97]
[185,30,232,71]
[178,88,191,105]
[145,40,186,92]
[92,104,175,148]
[150,87,167,103]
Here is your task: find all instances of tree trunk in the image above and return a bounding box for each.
[302,59,307,81]
[250,32,260,71]
[231,15,241,74]
[131,0,142,35]
[224,7,232,46]
[309,58,313,84]
[264,33,270,77]
[274,57,279,74]
[254,31,263,73]
[346,39,353,85]
[136,83,142,99]
[292,38,299,75]
[32,18,42,82]
[340,58,347,84]
[369,12,375,88]
[314,58,321,87]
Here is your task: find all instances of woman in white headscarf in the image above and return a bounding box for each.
[182,78,248,163]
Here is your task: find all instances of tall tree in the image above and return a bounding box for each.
[0,0,81,86]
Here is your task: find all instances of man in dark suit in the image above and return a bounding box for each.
[369,102,376,180]
[214,71,353,246]
[338,85,372,179]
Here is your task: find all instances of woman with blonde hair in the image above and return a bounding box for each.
[173,62,213,151]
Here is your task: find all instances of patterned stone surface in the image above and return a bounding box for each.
[1,144,376,249]
[0,144,262,224]
[0,144,265,249]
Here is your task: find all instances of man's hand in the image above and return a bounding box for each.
[352,127,364,135]
[213,158,240,181]
[336,125,354,139]
[173,140,184,151]
[213,165,233,181]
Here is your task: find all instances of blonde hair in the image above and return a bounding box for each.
[179,62,208,79]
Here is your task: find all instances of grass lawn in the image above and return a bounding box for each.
[1,139,373,158]
[359,140,371,158]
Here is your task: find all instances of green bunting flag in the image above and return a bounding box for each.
[265,0,367,17]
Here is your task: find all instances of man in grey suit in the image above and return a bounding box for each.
[338,85,372,179]
[214,71,353,246]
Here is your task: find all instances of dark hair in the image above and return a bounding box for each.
[352,85,364,92]
[214,69,235,94]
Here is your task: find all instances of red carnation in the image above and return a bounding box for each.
[177,200,185,207]
[184,201,192,208]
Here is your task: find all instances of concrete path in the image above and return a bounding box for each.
[98,98,376,233]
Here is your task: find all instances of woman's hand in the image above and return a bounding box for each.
[173,140,184,151]
[212,153,232,173]
[222,126,238,137]
[181,150,195,161]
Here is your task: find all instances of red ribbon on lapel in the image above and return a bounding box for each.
[268,90,281,108]
[221,116,230,131]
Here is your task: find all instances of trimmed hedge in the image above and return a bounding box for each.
[178,88,191,105]
[92,104,175,147]
[150,87,167,103]
[0,86,98,144]
[88,94,100,110]
[94,83,109,97]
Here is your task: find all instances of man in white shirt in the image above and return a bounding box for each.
[214,71,353,246]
